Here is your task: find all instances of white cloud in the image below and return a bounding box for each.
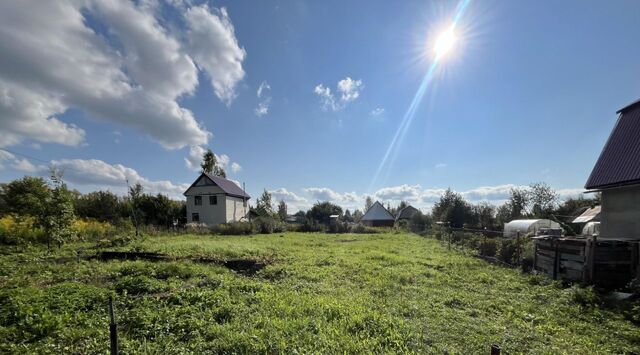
[314,84,337,111]
[50,158,189,199]
[374,184,422,201]
[254,81,272,117]
[183,5,246,105]
[231,162,242,173]
[270,188,311,212]
[11,158,40,173]
[304,187,344,201]
[216,154,230,168]
[370,107,385,117]
[0,1,246,149]
[314,77,363,111]
[336,77,363,103]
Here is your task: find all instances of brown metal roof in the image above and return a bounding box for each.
[585,102,640,190]
[184,173,250,199]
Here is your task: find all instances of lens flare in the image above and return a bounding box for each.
[368,0,471,192]
[434,26,456,58]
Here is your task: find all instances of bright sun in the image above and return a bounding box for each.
[433,26,457,59]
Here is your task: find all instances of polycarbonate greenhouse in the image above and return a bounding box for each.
[503,219,562,238]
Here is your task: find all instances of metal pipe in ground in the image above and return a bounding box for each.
[490,344,501,355]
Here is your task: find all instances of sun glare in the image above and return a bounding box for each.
[434,26,456,59]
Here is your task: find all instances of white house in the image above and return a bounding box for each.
[183,173,250,226]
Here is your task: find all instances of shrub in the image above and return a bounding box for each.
[479,238,498,257]
[299,217,324,233]
[72,219,117,241]
[328,221,350,234]
[253,217,287,234]
[498,238,519,264]
[213,221,254,235]
[349,224,380,234]
[566,285,600,307]
[0,215,43,245]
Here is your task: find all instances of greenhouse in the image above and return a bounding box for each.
[503,219,562,238]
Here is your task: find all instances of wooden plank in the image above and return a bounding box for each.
[559,253,585,262]
[560,260,584,271]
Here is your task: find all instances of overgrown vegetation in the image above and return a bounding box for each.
[0,232,638,353]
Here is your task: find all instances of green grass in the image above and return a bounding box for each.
[1,232,638,353]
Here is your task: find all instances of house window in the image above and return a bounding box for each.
[209,195,217,205]
[192,213,199,222]
[194,196,202,206]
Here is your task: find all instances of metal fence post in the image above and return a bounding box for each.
[491,344,501,355]
[109,296,118,355]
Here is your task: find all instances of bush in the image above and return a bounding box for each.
[328,221,350,234]
[253,216,287,234]
[498,238,519,264]
[349,224,380,234]
[213,221,254,235]
[72,219,117,241]
[0,215,43,245]
[299,218,324,233]
[479,238,498,257]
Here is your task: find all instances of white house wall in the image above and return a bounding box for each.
[225,196,248,222]
[185,184,227,225]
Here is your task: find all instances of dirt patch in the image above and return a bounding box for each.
[194,257,267,276]
[336,239,358,243]
[93,251,168,262]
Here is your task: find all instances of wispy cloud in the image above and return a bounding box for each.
[314,77,363,111]
[370,107,385,117]
[254,81,272,117]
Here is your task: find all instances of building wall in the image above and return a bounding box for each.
[185,184,227,226]
[600,185,640,239]
[225,195,248,222]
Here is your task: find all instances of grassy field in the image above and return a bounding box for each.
[1,232,638,354]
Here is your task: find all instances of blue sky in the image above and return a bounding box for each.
[1,0,640,211]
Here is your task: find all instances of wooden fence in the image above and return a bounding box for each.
[533,236,640,288]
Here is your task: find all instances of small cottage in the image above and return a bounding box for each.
[183,173,250,226]
[361,201,395,227]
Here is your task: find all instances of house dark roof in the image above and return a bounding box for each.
[585,101,640,190]
[361,201,395,221]
[184,173,250,199]
[396,206,419,220]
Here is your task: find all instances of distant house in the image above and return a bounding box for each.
[361,201,395,227]
[396,205,419,222]
[585,99,640,240]
[183,173,250,226]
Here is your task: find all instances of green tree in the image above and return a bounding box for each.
[343,209,353,223]
[432,188,472,228]
[277,200,287,221]
[40,170,75,250]
[352,209,363,222]
[256,189,274,217]
[529,182,558,218]
[74,190,122,223]
[0,176,50,216]
[307,201,342,225]
[200,148,226,178]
